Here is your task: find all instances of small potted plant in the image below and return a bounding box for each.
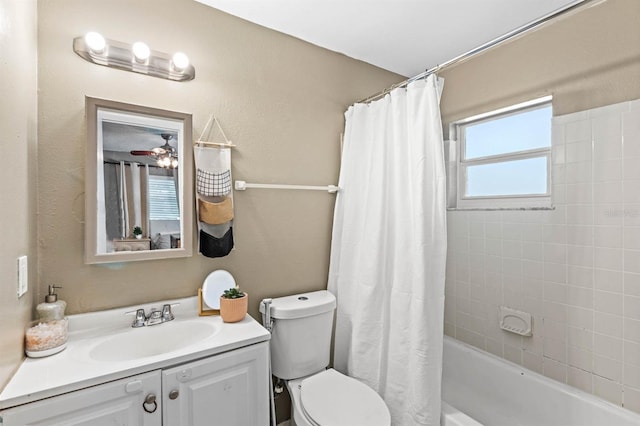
[219,287,248,323]
[133,226,143,239]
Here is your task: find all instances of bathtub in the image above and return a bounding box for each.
[440,336,640,426]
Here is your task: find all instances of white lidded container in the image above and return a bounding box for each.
[260,290,336,380]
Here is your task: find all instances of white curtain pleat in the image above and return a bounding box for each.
[172,168,180,213]
[142,164,150,236]
[118,161,129,239]
[130,162,142,232]
[96,161,107,253]
[328,75,447,426]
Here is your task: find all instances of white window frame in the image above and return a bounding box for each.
[449,96,553,210]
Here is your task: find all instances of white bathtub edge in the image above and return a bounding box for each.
[441,401,484,426]
[443,335,640,425]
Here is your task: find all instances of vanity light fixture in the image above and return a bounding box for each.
[171,52,190,71]
[84,32,106,53]
[73,32,195,82]
[132,41,151,63]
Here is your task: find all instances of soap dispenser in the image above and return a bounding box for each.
[25,285,68,357]
[37,285,67,322]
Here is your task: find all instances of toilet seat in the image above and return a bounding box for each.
[299,369,390,426]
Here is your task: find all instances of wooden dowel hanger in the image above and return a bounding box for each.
[194,114,236,148]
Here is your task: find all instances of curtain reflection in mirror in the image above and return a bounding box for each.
[102,161,182,252]
[103,161,150,251]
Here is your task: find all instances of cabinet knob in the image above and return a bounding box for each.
[143,393,157,413]
[169,389,180,400]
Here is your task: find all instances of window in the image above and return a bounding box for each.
[148,175,180,220]
[450,96,552,209]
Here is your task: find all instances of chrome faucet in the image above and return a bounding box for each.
[145,308,163,326]
[126,303,179,327]
[161,304,175,322]
[130,308,146,328]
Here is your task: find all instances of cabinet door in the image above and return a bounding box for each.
[0,371,162,426]
[163,342,270,426]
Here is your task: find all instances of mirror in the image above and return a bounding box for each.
[85,97,193,263]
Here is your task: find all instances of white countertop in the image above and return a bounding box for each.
[0,296,270,410]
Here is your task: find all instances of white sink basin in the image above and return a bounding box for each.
[89,320,218,362]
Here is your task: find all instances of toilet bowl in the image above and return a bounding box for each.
[259,291,390,425]
[286,369,390,426]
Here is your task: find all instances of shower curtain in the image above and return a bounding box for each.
[327,75,447,426]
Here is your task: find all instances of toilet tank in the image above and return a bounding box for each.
[260,290,336,380]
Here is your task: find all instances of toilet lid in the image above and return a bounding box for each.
[300,369,390,426]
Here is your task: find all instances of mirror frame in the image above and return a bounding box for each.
[85,97,193,264]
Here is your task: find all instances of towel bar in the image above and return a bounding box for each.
[234,180,339,193]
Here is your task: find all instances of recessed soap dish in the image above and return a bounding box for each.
[499,306,532,336]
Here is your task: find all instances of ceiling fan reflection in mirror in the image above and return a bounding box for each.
[131,133,179,168]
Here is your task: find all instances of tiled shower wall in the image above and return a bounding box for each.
[444,98,640,413]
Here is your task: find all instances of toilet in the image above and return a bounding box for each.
[260,290,390,426]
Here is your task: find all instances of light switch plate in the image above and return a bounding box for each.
[17,255,28,297]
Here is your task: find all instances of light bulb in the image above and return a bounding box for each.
[132,42,150,63]
[171,52,189,71]
[85,32,106,53]
[171,158,179,168]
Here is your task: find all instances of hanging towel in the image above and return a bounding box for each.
[194,145,234,257]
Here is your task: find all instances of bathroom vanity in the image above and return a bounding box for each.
[0,296,271,425]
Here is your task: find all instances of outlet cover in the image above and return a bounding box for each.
[17,255,28,297]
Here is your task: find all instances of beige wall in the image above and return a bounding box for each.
[442,0,640,412]
[440,0,640,128]
[36,0,401,321]
[0,0,38,389]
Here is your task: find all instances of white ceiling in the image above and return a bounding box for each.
[196,0,581,77]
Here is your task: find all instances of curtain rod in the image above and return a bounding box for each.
[103,160,167,169]
[358,0,602,104]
